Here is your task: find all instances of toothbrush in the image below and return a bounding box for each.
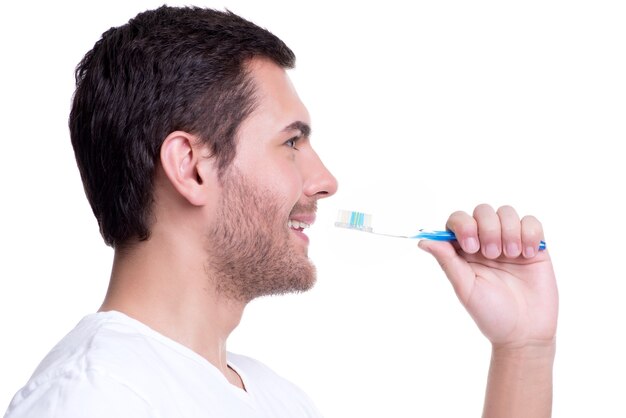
[335,210,546,251]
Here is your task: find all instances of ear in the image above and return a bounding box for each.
[159,131,216,206]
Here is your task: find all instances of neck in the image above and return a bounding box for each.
[100,235,246,378]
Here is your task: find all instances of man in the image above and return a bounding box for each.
[4,5,558,418]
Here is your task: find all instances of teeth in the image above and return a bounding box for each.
[288,219,310,229]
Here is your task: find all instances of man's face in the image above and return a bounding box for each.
[205,58,338,302]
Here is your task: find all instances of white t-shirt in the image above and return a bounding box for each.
[5,311,322,418]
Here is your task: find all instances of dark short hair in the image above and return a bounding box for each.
[69,6,295,248]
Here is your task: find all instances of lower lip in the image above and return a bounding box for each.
[290,228,310,245]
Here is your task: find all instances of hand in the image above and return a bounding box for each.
[418,204,558,349]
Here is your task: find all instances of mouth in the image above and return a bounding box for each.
[287,219,312,231]
[287,214,316,244]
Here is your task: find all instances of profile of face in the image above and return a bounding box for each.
[205,58,338,303]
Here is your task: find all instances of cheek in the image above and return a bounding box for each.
[274,175,303,209]
[257,154,303,189]
[235,154,304,210]
[268,165,304,211]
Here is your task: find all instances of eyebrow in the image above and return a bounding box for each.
[283,121,311,138]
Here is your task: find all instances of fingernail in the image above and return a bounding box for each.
[506,243,519,257]
[464,237,479,253]
[485,243,499,259]
[417,241,431,254]
[524,246,536,258]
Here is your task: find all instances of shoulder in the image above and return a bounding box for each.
[5,367,156,418]
[6,312,162,418]
[26,311,173,385]
[6,312,174,418]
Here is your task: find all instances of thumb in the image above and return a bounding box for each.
[418,240,476,304]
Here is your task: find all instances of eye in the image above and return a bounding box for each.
[284,136,300,150]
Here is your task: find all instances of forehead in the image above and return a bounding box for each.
[239,57,310,136]
[248,57,305,107]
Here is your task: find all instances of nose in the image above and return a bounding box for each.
[302,148,338,200]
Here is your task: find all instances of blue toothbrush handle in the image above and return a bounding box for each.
[413,230,546,251]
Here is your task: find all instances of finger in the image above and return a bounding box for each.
[497,205,522,258]
[473,204,501,259]
[418,240,476,303]
[521,215,544,258]
[445,210,479,254]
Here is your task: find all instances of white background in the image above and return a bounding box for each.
[1,1,624,416]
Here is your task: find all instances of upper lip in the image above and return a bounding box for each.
[289,213,316,226]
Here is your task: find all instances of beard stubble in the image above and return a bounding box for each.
[204,168,317,303]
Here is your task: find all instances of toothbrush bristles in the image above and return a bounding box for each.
[334,210,373,232]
